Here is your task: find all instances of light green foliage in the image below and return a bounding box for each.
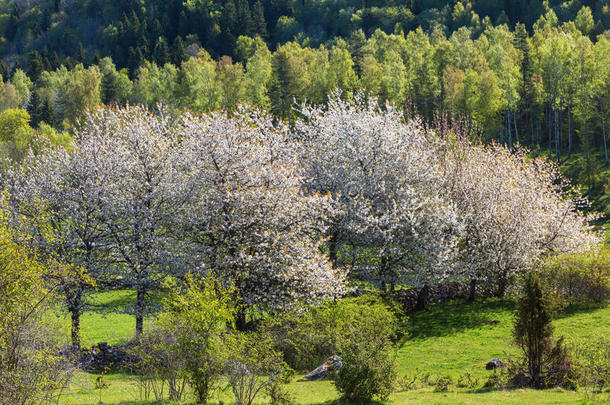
[0,198,71,405]
[404,28,441,118]
[132,61,178,106]
[274,16,300,43]
[328,44,358,94]
[64,65,102,125]
[480,25,522,111]
[11,69,32,108]
[270,45,310,119]
[0,81,20,112]
[359,54,382,95]
[573,336,610,393]
[333,297,398,401]
[226,332,292,405]
[158,274,236,403]
[575,6,595,35]
[0,108,34,164]
[38,122,73,150]
[235,36,256,62]
[244,37,272,107]
[176,51,221,112]
[0,108,72,167]
[266,295,399,372]
[217,56,247,110]
[100,57,133,105]
[541,249,610,305]
[38,64,103,127]
[0,108,32,143]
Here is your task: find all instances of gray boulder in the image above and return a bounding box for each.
[303,355,342,380]
[486,358,505,370]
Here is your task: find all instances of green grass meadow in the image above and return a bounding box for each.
[56,292,610,404]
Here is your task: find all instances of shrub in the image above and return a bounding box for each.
[265,294,401,371]
[226,332,293,405]
[396,374,419,391]
[483,371,502,389]
[456,371,479,388]
[0,202,73,405]
[433,376,453,392]
[332,298,398,401]
[266,380,295,405]
[157,274,237,403]
[574,337,610,393]
[541,250,609,306]
[131,327,187,402]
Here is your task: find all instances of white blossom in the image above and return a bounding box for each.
[175,105,347,312]
[296,95,461,289]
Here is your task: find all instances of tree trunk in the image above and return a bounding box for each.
[327,230,338,267]
[467,278,477,302]
[135,285,145,337]
[67,286,83,348]
[235,307,247,331]
[496,270,508,298]
[507,108,512,148]
[568,100,572,157]
[415,285,429,310]
[600,100,608,164]
[513,108,519,145]
[547,104,552,158]
[554,107,559,160]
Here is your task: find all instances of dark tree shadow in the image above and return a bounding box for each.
[399,298,515,343]
[554,302,608,320]
[309,399,385,405]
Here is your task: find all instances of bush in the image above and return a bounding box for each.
[574,337,610,393]
[432,376,453,392]
[265,294,401,371]
[157,274,237,403]
[456,371,479,389]
[0,202,73,404]
[332,298,398,401]
[131,327,187,402]
[541,250,610,306]
[226,331,293,405]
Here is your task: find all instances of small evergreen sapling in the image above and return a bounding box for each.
[512,271,575,388]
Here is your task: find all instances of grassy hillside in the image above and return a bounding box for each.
[55,292,610,404]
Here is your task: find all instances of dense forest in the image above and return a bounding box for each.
[0,0,609,216]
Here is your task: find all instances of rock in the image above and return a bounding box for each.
[486,358,505,370]
[303,355,342,380]
[79,342,138,371]
[510,371,532,388]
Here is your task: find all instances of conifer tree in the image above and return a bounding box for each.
[26,90,42,128]
[153,37,170,66]
[252,1,268,39]
[39,96,55,127]
[513,271,553,388]
[172,36,187,66]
